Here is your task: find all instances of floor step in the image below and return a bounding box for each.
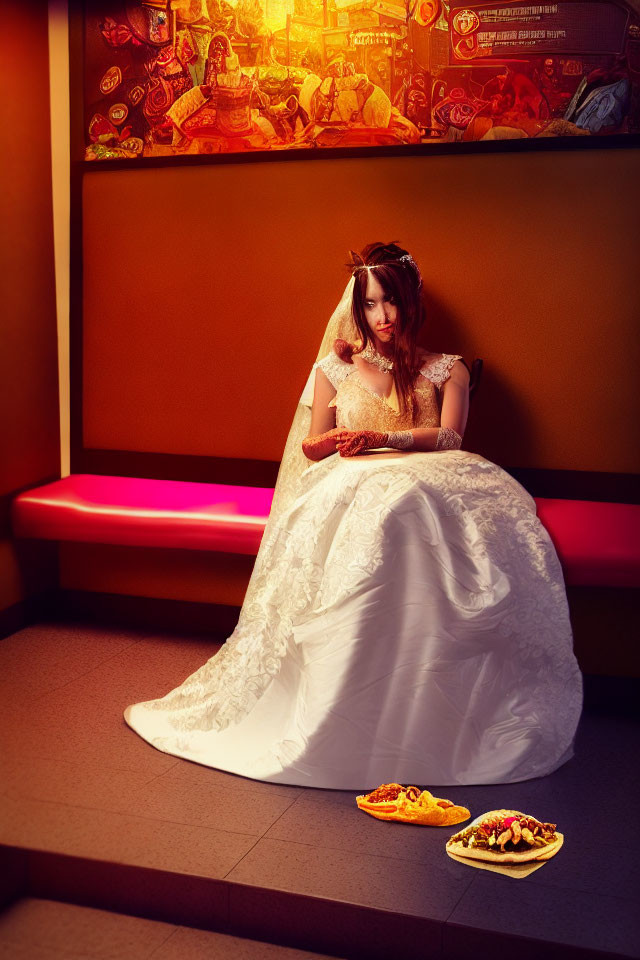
[0,897,342,959]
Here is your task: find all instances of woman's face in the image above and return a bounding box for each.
[363,271,398,348]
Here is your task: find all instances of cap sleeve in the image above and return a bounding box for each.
[316,351,353,389]
[299,350,354,407]
[419,354,465,389]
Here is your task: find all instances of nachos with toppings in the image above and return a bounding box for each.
[356,783,470,826]
[446,809,562,863]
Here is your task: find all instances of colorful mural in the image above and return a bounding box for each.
[84,0,640,158]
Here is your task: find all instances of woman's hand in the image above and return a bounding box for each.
[302,427,349,461]
[336,430,388,457]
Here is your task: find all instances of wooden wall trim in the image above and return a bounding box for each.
[74,133,640,176]
[504,467,640,504]
[74,450,280,487]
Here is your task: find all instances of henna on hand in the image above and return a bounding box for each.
[302,428,349,461]
[336,430,388,457]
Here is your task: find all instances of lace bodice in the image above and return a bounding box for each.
[317,351,463,432]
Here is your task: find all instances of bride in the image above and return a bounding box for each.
[124,242,582,789]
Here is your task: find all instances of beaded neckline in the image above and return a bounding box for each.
[360,344,394,373]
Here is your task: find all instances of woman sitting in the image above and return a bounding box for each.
[124,242,582,789]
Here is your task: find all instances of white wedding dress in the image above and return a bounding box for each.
[124,352,583,788]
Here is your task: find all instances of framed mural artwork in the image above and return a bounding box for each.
[82,0,640,159]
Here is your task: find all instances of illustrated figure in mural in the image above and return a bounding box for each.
[297,57,421,146]
[471,57,632,140]
[535,58,572,116]
[459,67,591,140]
[393,72,430,132]
[142,43,195,143]
[254,93,300,140]
[425,71,550,142]
[167,34,278,151]
[246,63,313,141]
[124,242,583,789]
[483,68,549,127]
[203,30,234,85]
[564,60,631,134]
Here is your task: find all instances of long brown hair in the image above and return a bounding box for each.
[350,242,425,419]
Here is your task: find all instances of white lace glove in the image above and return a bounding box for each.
[386,431,414,450]
[435,427,462,450]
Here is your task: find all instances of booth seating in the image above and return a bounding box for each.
[12,475,273,557]
[11,473,640,589]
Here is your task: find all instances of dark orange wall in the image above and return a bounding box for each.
[83,147,639,475]
[0,4,60,613]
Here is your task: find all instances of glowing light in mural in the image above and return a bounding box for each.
[83,0,640,158]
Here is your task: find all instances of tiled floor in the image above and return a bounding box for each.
[1,621,639,960]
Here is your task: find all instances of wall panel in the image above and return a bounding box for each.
[1,3,60,619]
[82,147,639,475]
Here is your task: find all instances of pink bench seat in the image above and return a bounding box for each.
[11,475,640,588]
[534,497,640,588]
[11,474,274,556]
